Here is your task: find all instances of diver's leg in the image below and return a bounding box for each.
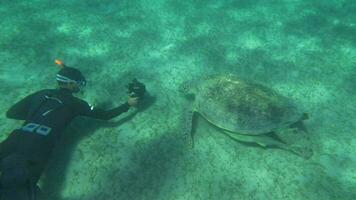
[0,154,39,200]
[0,187,30,200]
[27,161,46,200]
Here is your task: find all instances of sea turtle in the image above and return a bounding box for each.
[180,74,313,158]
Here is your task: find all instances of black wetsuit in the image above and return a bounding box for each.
[0,88,130,199]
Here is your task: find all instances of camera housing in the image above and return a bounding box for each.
[127,78,146,99]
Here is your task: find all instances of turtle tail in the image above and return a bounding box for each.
[289,112,309,132]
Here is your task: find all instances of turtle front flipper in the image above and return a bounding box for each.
[222,131,313,159]
[182,110,196,148]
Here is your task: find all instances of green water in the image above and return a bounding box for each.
[0,0,355,199]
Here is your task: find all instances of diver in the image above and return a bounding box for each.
[0,60,146,200]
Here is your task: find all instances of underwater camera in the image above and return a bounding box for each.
[127,78,146,99]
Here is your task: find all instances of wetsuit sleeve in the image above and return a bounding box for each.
[76,100,130,120]
[6,92,37,120]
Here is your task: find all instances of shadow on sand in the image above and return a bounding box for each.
[40,95,159,200]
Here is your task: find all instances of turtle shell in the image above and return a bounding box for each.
[192,75,302,135]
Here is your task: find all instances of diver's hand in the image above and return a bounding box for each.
[128,94,139,107]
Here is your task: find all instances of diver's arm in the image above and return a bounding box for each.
[78,96,138,120]
[77,99,131,120]
[88,103,131,120]
[6,93,36,120]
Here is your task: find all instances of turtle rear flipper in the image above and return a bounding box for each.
[222,130,288,148]
[223,131,313,159]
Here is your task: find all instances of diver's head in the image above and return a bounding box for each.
[56,66,86,93]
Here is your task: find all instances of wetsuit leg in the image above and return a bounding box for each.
[0,154,37,200]
[27,160,46,199]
